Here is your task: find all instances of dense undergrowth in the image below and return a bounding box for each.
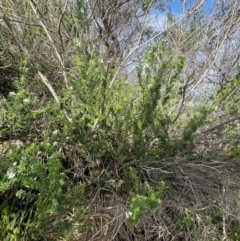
[0,1,240,240]
[0,44,240,240]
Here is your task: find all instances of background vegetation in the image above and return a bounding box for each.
[0,0,240,240]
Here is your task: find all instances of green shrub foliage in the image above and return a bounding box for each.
[0,39,239,240]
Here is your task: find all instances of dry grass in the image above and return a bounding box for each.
[52,153,240,241]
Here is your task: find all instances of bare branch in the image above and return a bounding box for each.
[0,6,25,52]
[57,0,68,52]
[202,114,240,133]
[28,0,69,88]
[109,0,205,88]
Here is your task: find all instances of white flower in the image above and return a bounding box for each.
[9,91,16,96]
[23,98,30,104]
[66,136,70,140]
[53,141,58,146]
[125,211,132,219]
[53,129,59,135]
[7,170,15,179]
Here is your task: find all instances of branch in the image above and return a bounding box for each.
[0,6,25,53]
[171,81,188,124]
[37,71,59,103]
[37,71,72,123]
[202,115,240,133]
[109,0,205,88]
[57,0,68,52]
[29,0,69,88]
[186,3,240,99]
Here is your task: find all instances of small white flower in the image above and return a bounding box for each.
[9,91,16,96]
[7,170,15,179]
[125,211,132,219]
[66,136,70,140]
[53,141,58,146]
[23,98,30,104]
[53,129,59,135]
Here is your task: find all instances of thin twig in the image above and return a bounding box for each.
[202,115,240,133]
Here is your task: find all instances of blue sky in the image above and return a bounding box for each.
[163,0,216,15]
[169,0,182,14]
